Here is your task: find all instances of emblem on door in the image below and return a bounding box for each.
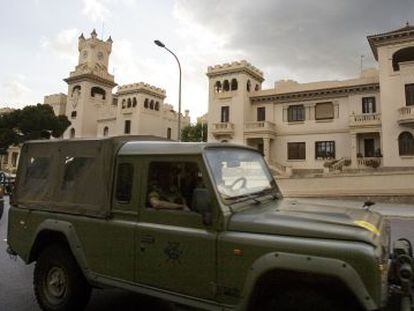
[164,242,183,264]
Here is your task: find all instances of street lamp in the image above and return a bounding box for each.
[154,40,182,141]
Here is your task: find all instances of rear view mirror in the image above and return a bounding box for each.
[192,188,212,226]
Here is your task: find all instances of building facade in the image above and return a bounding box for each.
[45,29,190,141]
[207,24,414,175]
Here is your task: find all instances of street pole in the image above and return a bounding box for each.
[154,40,182,141]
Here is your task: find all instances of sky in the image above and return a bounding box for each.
[0,0,413,120]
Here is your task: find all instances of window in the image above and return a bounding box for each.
[71,111,77,119]
[146,161,205,212]
[406,84,414,106]
[62,157,95,190]
[26,157,50,180]
[144,98,149,108]
[315,141,335,159]
[132,97,137,107]
[399,132,414,155]
[11,152,18,167]
[288,142,306,160]
[167,127,172,139]
[247,80,251,92]
[71,85,81,97]
[91,86,106,99]
[70,128,75,138]
[315,102,334,120]
[231,79,238,91]
[127,98,132,108]
[362,97,376,113]
[288,105,305,122]
[223,80,230,92]
[124,120,131,134]
[257,107,266,121]
[393,47,414,71]
[122,99,126,108]
[215,81,222,93]
[255,84,260,91]
[115,163,134,202]
[150,100,154,110]
[221,106,230,122]
[103,126,109,137]
[112,98,118,106]
[3,153,8,165]
[155,102,160,111]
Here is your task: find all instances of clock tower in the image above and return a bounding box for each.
[63,29,116,138]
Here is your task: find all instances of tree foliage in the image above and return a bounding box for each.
[0,104,71,153]
[181,122,208,142]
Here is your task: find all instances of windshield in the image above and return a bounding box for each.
[205,148,279,203]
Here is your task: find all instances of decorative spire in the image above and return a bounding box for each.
[91,29,98,39]
[79,33,85,40]
[106,36,113,43]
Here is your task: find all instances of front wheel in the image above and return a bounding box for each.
[34,243,91,311]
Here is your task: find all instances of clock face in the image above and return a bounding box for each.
[97,51,104,60]
[82,50,88,59]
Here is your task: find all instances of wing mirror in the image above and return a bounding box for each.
[192,188,212,226]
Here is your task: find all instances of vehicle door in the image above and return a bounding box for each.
[136,155,218,300]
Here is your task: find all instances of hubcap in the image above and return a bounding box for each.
[45,266,66,300]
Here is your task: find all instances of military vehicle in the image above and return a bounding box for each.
[6,137,414,311]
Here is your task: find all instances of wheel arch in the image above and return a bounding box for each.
[238,252,378,311]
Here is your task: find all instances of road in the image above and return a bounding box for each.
[0,198,413,311]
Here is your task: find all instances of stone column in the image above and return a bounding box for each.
[351,133,358,168]
[263,137,271,163]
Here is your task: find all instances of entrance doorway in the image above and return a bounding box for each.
[364,139,375,157]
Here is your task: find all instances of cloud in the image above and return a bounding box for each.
[82,0,111,22]
[41,28,79,62]
[174,0,414,84]
[2,75,34,108]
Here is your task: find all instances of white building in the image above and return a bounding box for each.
[45,29,190,141]
[207,24,414,175]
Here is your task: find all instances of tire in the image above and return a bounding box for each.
[261,287,355,311]
[34,243,91,311]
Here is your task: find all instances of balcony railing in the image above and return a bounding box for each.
[398,106,414,128]
[349,113,381,127]
[357,157,382,169]
[244,121,277,135]
[211,122,235,136]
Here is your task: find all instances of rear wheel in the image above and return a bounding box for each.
[34,243,91,311]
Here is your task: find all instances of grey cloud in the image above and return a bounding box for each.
[176,0,414,82]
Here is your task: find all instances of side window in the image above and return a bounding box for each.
[62,156,95,190]
[26,157,50,180]
[115,163,134,203]
[146,161,205,213]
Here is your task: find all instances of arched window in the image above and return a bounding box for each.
[167,127,172,139]
[221,140,228,143]
[91,86,106,99]
[71,85,81,97]
[103,126,109,137]
[122,99,126,108]
[150,100,154,110]
[223,80,230,92]
[70,128,75,138]
[127,98,132,108]
[144,98,149,108]
[247,80,251,92]
[71,111,77,119]
[255,84,260,91]
[155,101,160,111]
[132,97,137,107]
[215,81,222,93]
[393,47,414,71]
[399,132,414,155]
[231,78,238,91]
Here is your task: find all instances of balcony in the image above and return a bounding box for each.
[357,157,382,169]
[211,122,234,137]
[244,121,277,137]
[398,106,414,128]
[349,113,381,129]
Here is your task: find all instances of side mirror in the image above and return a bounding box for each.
[192,188,212,226]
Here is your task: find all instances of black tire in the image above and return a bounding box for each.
[260,287,356,311]
[34,243,91,311]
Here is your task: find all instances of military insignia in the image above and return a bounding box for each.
[164,242,183,264]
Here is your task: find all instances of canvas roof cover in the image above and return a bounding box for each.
[14,136,166,218]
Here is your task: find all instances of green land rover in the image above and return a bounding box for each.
[6,136,414,311]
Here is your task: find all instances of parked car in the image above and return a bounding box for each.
[6,137,414,311]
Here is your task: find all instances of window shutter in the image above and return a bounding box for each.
[315,102,334,120]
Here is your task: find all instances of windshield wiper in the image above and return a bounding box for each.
[227,188,278,206]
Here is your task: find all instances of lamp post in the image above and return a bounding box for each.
[154,40,182,141]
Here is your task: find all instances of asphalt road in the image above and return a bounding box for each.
[1,198,413,311]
